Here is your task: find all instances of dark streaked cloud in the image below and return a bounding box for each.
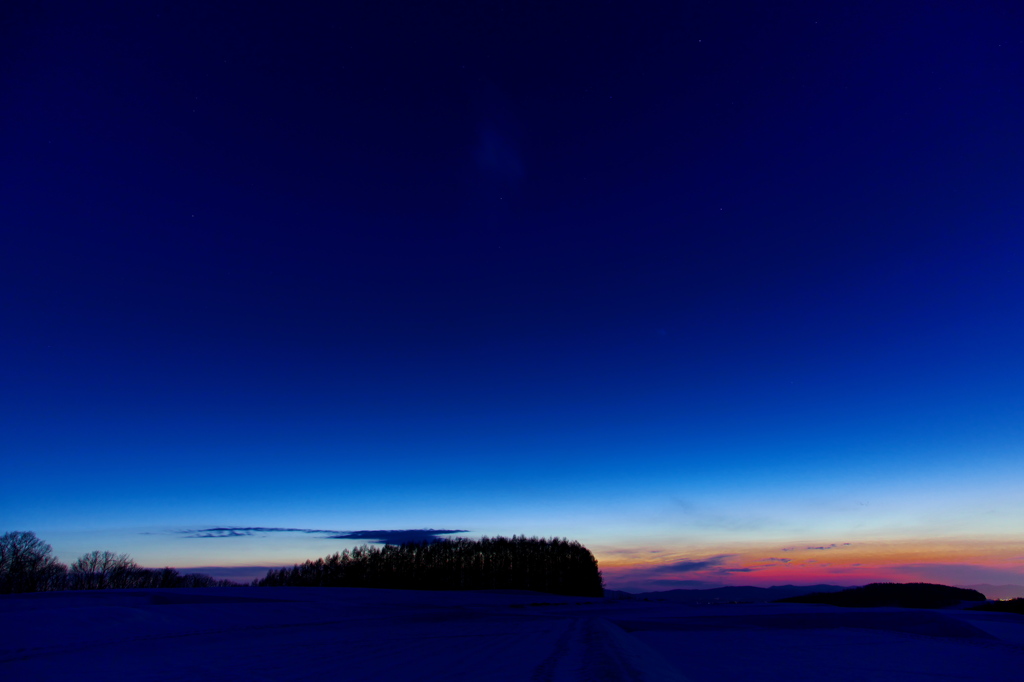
[325,530,470,544]
[651,555,733,573]
[179,527,339,539]
[189,530,252,538]
[177,527,469,544]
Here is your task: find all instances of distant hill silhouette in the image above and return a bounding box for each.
[603,589,637,599]
[777,582,985,609]
[611,585,846,604]
[959,584,1024,600]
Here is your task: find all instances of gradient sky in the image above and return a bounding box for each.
[3,1,1023,590]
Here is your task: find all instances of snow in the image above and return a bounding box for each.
[2,587,1022,680]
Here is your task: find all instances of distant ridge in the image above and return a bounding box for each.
[609,584,846,603]
[777,582,985,609]
[608,583,1024,604]
[959,584,1024,600]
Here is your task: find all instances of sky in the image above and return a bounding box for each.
[3,1,1023,591]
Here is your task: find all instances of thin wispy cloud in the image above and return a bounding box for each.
[671,498,772,531]
[888,562,1024,585]
[583,547,667,559]
[807,543,851,550]
[648,579,724,589]
[781,542,852,552]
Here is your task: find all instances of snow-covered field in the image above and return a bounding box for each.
[2,587,1023,681]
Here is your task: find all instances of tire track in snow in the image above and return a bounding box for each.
[532,618,690,682]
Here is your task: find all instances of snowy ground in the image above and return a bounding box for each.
[2,587,1023,681]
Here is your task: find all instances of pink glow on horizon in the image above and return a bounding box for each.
[596,538,1024,592]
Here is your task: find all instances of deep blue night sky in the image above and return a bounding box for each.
[3,1,1024,587]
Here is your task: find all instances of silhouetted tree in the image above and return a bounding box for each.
[69,550,141,590]
[0,531,68,593]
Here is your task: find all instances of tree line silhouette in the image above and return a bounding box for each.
[3,531,604,597]
[970,598,1024,615]
[0,531,233,594]
[256,536,605,597]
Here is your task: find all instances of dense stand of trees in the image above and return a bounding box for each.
[257,536,605,597]
[776,582,985,609]
[0,531,232,594]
